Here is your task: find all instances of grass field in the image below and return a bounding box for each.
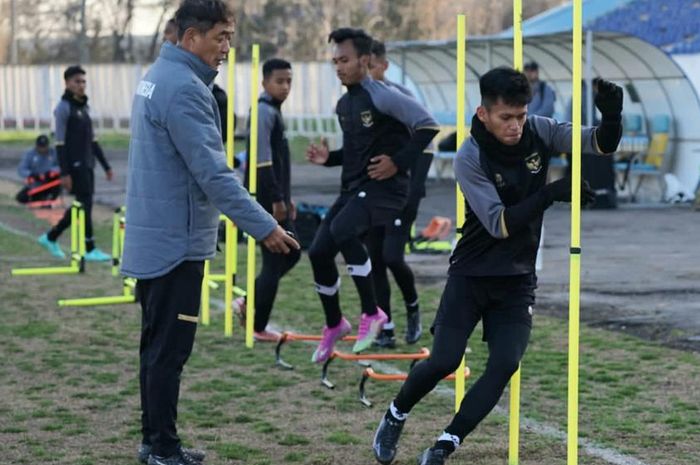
[1,192,698,465]
[0,130,315,162]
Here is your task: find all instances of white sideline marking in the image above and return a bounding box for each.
[0,219,37,240]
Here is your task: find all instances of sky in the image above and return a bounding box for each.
[131,3,175,37]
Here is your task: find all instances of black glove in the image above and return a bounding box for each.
[542,176,572,203]
[594,78,623,121]
[542,177,597,206]
[581,180,597,207]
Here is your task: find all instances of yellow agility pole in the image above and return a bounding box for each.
[454,13,467,413]
[11,201,85,276]
[513,0,523,70]
[111,207,122,276]
[509,0,523,463]
[78,206,86,262]
[58,213,137,307]
[245,44,260,348]
[224,46,237,335]
[201,260,211,324]
[568,0,583,463]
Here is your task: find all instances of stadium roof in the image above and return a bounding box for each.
[500,0,700,54]
[499,0,634,37]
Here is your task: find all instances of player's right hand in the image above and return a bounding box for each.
[543,176,597,206]
[306,137,330,165]
[262,225,300,254]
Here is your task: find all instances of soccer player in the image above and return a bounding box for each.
[366,40,433,347]
[235,58,301,342]
[306,28,438,362]
[372,67,622,465]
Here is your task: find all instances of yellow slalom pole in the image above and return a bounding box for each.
[246,44,260,348]
[224,47,236,336]
[78,205,86,271]
[70,202,78,263]
[509,0,523,463]
[513,0,523,70]
[454,13,467,413]
[568,1,583,463]
[201,260,211,325]
[111,208,121,276]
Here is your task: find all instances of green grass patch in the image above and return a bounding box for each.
[0,191,698,465]
[0,130,130,150]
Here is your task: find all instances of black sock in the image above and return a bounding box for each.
[406,302,419,314]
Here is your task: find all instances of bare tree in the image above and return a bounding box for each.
[4,0,569,64]
[147,0,177,61]
[0,0,11,64]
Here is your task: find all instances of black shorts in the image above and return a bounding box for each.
[331,191,402,228]
[432,273,537,341]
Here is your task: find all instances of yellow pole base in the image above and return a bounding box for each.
[58,295,137,307]
[12,266,80,276]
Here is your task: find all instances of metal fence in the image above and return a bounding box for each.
[0,62,343,138]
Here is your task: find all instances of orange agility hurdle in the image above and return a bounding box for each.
[320,347,431,390]
[275,331,358,369]
[359,366,471,408]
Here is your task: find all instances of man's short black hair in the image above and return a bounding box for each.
[328,28,373,56]
[371,40,386,58]
[480,66,532,108]
[165,17,177,30]
[64,65,86,81]
[263,58,292,79]
[175,0,234,40]
[524,61,539,71]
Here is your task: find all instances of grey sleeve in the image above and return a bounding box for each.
[367,81,438,131]
[166,84,277,241]
[529,115,600,155]
[454,140,508,239]
[255,104,276,167]
[386,80,416,99]
[53,101,70,144]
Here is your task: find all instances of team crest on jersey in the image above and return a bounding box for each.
[525,152,542,173]
[360,110,374,128]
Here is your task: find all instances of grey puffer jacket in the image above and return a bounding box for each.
[121,42,277,279]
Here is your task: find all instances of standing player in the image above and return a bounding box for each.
[366,40,432,347]
[38,65,113,261]
[235,58,301,341]
[306,28,438,362]
[372,67,622,464]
